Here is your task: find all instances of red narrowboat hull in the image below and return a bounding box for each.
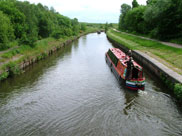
[105,48,145,90]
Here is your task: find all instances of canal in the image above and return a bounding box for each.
[0,33,182,136]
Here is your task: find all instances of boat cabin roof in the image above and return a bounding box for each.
[110,48,142,71]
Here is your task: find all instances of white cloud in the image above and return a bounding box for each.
[20,0,147,23]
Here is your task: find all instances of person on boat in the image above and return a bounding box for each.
[126,57,133,80]
[125,50,132,60]
[128,50,132,57]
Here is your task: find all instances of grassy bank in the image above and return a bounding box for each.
[0,27,98,81]
[117,29,182,45]
[107,29,182,101]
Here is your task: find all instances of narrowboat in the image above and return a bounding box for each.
[97,31,101,34]
[105,48,145,90]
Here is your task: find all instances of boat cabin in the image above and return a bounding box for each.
[107,48,144,80]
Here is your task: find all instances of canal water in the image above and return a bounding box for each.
[0,33,181,136]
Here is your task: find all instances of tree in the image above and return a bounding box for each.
[0,11,14,49]
[0,0,25,39]
[105,22,108,32]
[38,15,51,38]
[132,0,139,8]
[109,23,113,27]
[0,0,81,48]
[71,18,80,35]
[146,0,157,5]
[50,6,56,13]
[15,1,39,45]
[144,0,182,39]
[118,4,131,30]
[125,6,147,34]
[81,23,87,31]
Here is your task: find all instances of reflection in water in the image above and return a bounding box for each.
[81,35,87,46]
[0,33,182,136]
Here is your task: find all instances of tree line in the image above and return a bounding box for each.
[0,0,86,50]
[119,0,182,41]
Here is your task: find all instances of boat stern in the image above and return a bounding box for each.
[125,79,145,90]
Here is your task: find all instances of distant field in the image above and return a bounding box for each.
[107,29,182,74]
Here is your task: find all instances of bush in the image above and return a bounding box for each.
[20,33,37,47]
[52,30,62,39]
[174,83,182,99]
[0,71,9,81]
[6,62,21,76]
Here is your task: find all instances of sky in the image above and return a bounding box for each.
[20,0,147,23]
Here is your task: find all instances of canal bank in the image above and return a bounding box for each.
[106,30,182,101]
[0,30,97,82]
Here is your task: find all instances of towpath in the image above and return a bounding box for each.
[0,46,19,55]
[113,29,182,49]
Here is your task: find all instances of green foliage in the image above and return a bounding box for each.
[0,0,26,39]
[174,83,182,99]
[52,30,62,39]
[132,0,139,8]
[38,15,51,38]
[81,23,87,31]
[119,0,182,41]
[0,71,9,81]
[0,0,82,48]
[109,23,113,27]
[99,24,103,29]
[105,22,108,32]
[71,18,80,35]
[144,0,179,39]
[0,11,14,49]
[146,0,157,5]
[160,73,175,90]
[5,62,21,76]
[118,4,131,30]
[1,49,20,58]
[125,6,147,34]
[15,1,38,44]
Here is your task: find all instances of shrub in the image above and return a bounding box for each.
[174,83,182,99]
[6,62,21,76]
[52,30,62,39]
[0,71,9,81]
